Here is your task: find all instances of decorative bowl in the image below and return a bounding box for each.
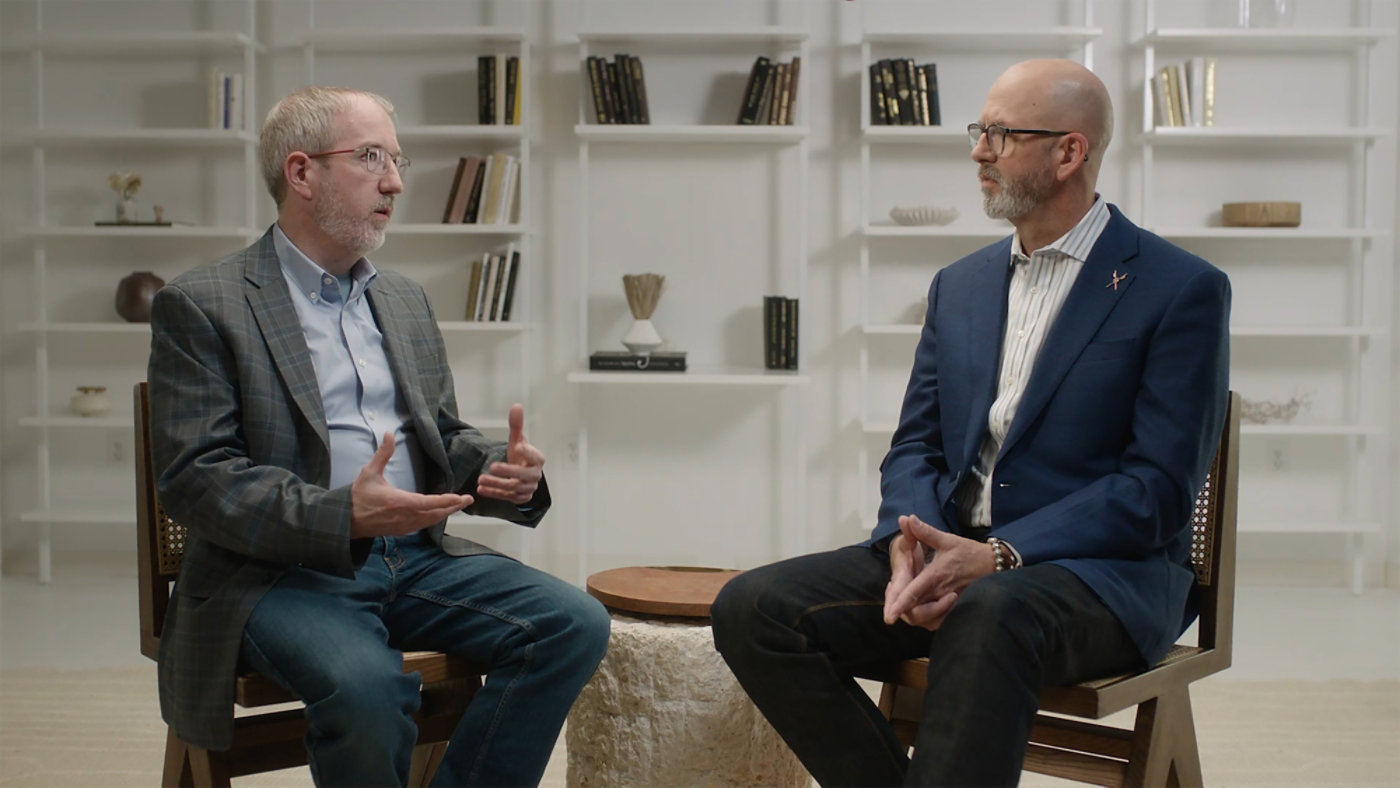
[889,205,959,226]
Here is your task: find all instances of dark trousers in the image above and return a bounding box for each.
[711,546,1143,787]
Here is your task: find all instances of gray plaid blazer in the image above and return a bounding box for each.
[146,228,548,751]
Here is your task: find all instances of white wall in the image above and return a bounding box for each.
[1,0,1396,588]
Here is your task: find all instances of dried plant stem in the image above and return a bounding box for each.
[622,273,665,319]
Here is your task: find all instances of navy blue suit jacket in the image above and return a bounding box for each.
[870,205,1230,664]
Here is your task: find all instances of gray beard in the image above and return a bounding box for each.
[981,166,1054,221]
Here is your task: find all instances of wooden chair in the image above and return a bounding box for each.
[875,391,1239,788]
[134,382,486,787]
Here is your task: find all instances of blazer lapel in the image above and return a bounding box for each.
[999,209,1140,457]
[244,234,330,453]
[959,240,1015,466]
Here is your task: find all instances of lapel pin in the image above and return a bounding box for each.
[1107,270,1128,291]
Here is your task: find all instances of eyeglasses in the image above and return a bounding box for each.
[307,145,411,175]
[967,122,1072,155]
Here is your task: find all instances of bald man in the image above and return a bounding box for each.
[712,59,1230,786]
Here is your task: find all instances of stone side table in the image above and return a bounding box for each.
[566,567,809,787]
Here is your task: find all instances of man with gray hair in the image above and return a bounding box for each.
[147,85,609,786]
[713,59,1230,786]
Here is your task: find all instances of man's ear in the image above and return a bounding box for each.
[284,153,315,201]
[1056,133,1090,178]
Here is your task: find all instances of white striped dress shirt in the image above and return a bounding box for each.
[961,196,1111,530]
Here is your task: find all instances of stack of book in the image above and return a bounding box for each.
[585,54,650,124]
[763,296,799,370]
[465,243,521,322]
[868,59,940,126]
[208,68,245,130]
[478,54,522,125]
[736,56,801,125]
[1152,57,1216,128]
[442,153,520,225]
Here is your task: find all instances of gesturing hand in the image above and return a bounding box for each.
[476,403,545,505]
[351,432,473,538]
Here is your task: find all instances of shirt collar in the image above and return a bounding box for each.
[272,223,378,304]
[1008,194,1108,267]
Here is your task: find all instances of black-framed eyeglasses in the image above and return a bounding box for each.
[967,122,1072,155]
[307,145,411,175]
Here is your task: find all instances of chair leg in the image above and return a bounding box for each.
[1125,688,1199,788]
[409,742,449,787]
[161,728,193,788]
[187,744,232,788]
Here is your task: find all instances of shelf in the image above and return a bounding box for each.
[1140,28,1393,52]
[863,125,967,143]
[1238,519,1382,535]
[437,321,527,334]
[293,27,525,50]
[396,125,525,142]
[569,367,810,386]
[1151,227,1390,240]
[20,509,133,525]
[23,225,257,239]
[574,124,807,144]
[1231,325,1385,338]
[1140,127,1391,145]
[578,27,808,44]
[862,27,1101,50]
[20,416,132,429]
[17,322,150,334]
[389,223,526,236]
[863,224,1007,239]
[1241,424,1385,437]
[4,31,260,54]
[28,128,257,146]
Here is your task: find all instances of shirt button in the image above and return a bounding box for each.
[1016,329,1025,338]
[323,275,334,285]
[1030,287,1039,295]
[357,358,366,367]
[309,292,318,302]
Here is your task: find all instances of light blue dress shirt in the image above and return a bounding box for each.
[273,225,425,493]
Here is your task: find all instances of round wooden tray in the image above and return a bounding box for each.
[585,566,742,619]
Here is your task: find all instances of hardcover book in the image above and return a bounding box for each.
[589,351,687,372]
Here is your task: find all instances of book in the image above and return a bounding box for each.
[763,296,780,369]
[785,297,799,370]
[500,248,521,321]
[755,62,777,126]
[1160,65,1183,127]
[1151,72,1172,128]
[784,56,800,125]
[922,63,939,125]
[738,56,772,124]
[869,62,888,126]
[589,351,687,372]
[465,258,483,320]
[770,62,789,125]
[586,56,610,124]
[1200,57,1217,127]
[879,60,899,126]
[913,59,930,125]
[617,54,639,123]
[442,157,471,223]
[892,58,914,125]
[628,54,650,124]
[495,53,508,124]
[478,55,495,125]
[604,58,624,123]
[1172,62,1192,127]
[477,254,498,321]
[504,55,519,126]
[462,156,486,223]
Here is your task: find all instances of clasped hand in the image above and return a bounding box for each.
[350,404,544,538]
[883,514,997,630]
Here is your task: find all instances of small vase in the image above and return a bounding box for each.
[116,198,137,223]
[71,386,113,418]
[115,271,165,323]
[622,318,663,356]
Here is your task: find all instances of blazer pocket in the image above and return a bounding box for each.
[1077,337,1140,364]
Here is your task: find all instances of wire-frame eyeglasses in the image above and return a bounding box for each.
[307,145,411,175]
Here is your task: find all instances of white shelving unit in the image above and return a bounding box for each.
[294,4,537,560]
[1137,0,1396,593]
[569,9,811,582]
[9,1,262,583]
[853,2,1100,530]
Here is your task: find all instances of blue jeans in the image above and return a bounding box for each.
[240,534,610,787]
[711,546,1143,787]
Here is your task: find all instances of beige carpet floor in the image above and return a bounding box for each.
[2,666,1396,787]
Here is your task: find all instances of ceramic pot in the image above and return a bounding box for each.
[115,271,165,323]
[116,198,137,223]
[71,386,113,418]
[622,318,662,356]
